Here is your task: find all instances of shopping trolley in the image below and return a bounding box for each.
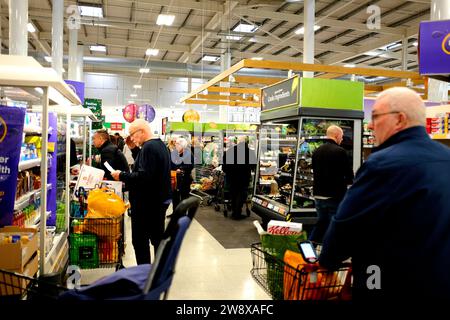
[251,243,351,300]
[0,269,67,300]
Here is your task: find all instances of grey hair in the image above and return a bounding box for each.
[377,87,426,127]
[176,137,188,149]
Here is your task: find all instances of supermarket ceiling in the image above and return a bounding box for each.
[1,0,430,80]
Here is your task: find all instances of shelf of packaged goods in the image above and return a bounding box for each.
[45,232,68,274]
[26,210,51,229]
[278,172,293,177]
[14,184,52,211]
[429,134,450,140]
[18,158,41,171]
[363,144,374,148]
[294,192,315,201]
[363,132,373,136]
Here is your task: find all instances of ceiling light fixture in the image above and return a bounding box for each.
[365,51,380,56]
[139,68,150,73]
[44,56,52,63]
[233,23,258,33]
[226,35,242,41]
[251,57,263,60]
[27,23,36,33]
[202,55,220,62]
[133,84,142,89]
[130,94,137,97]
[344,64,356,68]
[413,41,418,47]
[89,45,106,52]
[78,3,104,18]
[156,14,175,26]
[128,100,135,104]
[295,25,320,35]
[248,37,257,43]
[145,49,159,56]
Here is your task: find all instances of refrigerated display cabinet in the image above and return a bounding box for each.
[251,76,364,233]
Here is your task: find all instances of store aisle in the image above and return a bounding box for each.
[122,212,270,300]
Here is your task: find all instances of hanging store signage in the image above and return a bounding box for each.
[262,76,299,112]
[84,98,103,129]
[65,80,85,104]
[0,106,26,227]
[110,122,123,131]
[419,19,450,75]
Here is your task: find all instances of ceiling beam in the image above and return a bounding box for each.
[236,8,407,36]
[178,0,238,63]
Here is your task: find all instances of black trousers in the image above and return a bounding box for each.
[230,183,248,217]
[131,203,169,265]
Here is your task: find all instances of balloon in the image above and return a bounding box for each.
[142,104,156,123]
[123,103,138,123]
[182,109,200,123]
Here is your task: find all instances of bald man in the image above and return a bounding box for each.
[309,125,354,243]
[320,87,450,300]
[111,119,171,264]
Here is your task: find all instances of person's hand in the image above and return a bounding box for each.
[95,155,101,163]
[111,170,121,181]
[126,136,136,149]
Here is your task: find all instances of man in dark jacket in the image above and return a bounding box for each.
[111,119,171,264]
[92,130,129,180]
[320,87,450,300]
[222,137,256,220]
[309,125,354,243]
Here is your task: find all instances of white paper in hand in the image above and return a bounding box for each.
[104,161,115,173]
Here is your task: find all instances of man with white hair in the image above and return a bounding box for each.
[320,87,450,300]
[111,119,171,265]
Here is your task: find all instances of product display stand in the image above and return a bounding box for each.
[0,55,85,275]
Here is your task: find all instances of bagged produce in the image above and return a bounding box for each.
[87,187,128,218]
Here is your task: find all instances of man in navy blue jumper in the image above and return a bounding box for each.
[320,87,450,300]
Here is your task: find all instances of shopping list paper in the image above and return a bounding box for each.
[104,161,115,173]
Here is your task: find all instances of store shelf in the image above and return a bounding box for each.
[363,144,374,148]
[297,174,314,181]
[429,133,450,140]
[14,183,52,211]
[303,135,328,140]
[294,192,315,201]
[278,172,293,177]
[18,158,41,171]
[45,232,68,274]
[26,210,51,229]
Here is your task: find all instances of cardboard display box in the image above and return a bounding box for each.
[0,226,38,272]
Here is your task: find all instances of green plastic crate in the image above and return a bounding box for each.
[69,233,99,269]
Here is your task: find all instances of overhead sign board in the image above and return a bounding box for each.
[262,76,299,112]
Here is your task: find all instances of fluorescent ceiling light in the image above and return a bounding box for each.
[27,23,36,33]
[44,56,52,63]
[130,94,137,97]
[232,23,258,33]
[226,35,242,41]
[139,68,150,73]
[78,4,103,18]
[133,84,142,89]
[365,51,380,56]
[34,87,43,94]
[344,63,356,68]
[295,25,320,35]
[251,57,263,60]
[381,42,402,51]
[145,49,159,56]
[248,37,257,43]
[128,100,135,104]
[89,45,106,52]
[156,14,175,26]
[202,55,220,62]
